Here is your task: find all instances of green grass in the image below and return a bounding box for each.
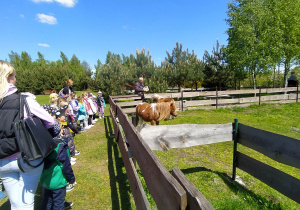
[149,103,300,209]
[0,98,299,209]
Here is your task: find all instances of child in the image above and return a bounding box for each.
[41,93,60,117]
[82,92,96,127]
[88,92,98,123]
[59,97,79,135]
[49,93,59,109]
[40,107,75,210]
[97,91,106,119]
[77,96,87,132]
[81,92,92,129]
[69,92,79,122]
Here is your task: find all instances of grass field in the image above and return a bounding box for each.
[0,95,299,209]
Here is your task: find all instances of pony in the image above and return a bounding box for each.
[135,100,178,126]
[150,93,174,103]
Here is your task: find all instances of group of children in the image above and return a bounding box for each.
[40,90,106,209]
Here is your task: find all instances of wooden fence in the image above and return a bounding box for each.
[109,95,214,209]
[114,87,299,114]
[232,119,300,204]
[109,94,300,208]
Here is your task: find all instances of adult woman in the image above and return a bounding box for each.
[61,79,74,98]
[0,60,54,209]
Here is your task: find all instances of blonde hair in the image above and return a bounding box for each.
[66,79,73,85]
[0,60,16,101]
[82,92,88,97]
[57,97,68,107]
[71,92,77,99]
[77,96,83,103]
[49,93,58,105]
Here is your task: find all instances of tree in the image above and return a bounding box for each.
[203,40,232,89]
[186,51,204,90]
[165,42,190,91]
[226,0,271,89]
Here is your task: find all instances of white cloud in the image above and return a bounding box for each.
[32,0,77,7]
[37,14,57,24]
[20,14,25,18]
[38,43,50,47]
[122,25,129,29]
[54,0,77,7]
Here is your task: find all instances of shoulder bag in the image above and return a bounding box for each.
[13,95,57,172]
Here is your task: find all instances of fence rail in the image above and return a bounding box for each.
[109,94,300,208]
[113,87,299,113]
[109,95,215,209]
[232,119,300,204]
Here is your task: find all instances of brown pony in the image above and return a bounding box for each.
[136,100,178,126]
[150,94,174,103]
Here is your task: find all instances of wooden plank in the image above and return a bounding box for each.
[117,101,142,107]
[264,87,297,93]
[109,96,117,113]
[185,103,252,111]
[261,94,289,101]
[116,128,151,210]
[110,108,119,140]
[185,100,216,106]
[116,105,187,209]
[138,123,233,151]
[111,94,140,99]
[238,124,300,169]
[114,96,142,101]
[172,167,214,210]
[123,107,137,114]
[218,89,259,95]
[236,152,300,203]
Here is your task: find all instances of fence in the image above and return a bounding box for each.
[115,87,299,114]
[232,119,300,204]
[109,95,300,208]
[109,95,214,209]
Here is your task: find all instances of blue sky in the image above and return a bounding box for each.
[1,0,229,70]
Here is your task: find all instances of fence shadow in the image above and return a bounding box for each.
[180,167,282,209]
[104,116,132,210]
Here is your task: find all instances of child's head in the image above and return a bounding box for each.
[77,96,83,103]
[97,91,102,96]
[82,92,88,98]
[55,105,68,122]
[71,92,77,100]
[88,92,93,98]
[57,97,68,107]
[49,93,58,105]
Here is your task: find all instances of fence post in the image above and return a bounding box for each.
[181,91,183,111]
[297,82,299,103]
[216,87,218,109]
[232,118,238,180]
[259,86,261,105]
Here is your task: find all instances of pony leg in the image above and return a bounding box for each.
[156,121,160,125]
[135,110,139,126]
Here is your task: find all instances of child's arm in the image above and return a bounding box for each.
[57,144,75,184]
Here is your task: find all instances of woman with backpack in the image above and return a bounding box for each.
[0,60,55,209]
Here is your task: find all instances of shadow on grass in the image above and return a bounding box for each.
[104,116,132,210]
[180,167,282,209]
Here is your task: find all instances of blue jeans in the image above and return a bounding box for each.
[43,187,66,210]
[0,157,44,210]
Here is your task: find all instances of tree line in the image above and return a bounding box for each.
[6,0,300,98]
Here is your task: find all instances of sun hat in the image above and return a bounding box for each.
[50,93,58,99]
